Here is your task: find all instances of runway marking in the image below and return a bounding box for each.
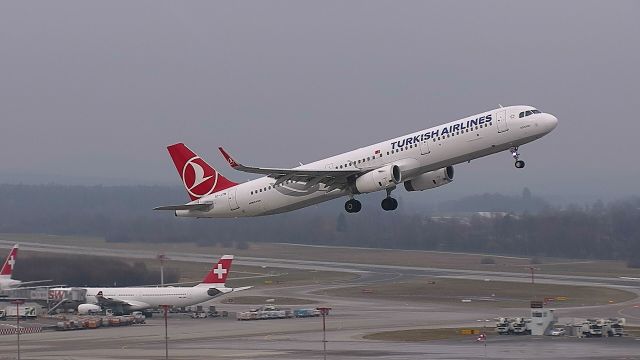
[617,307,640,320]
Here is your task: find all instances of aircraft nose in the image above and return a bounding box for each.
[541,113,558,133]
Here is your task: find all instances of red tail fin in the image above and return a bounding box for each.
[0,244,18,277]
[167,143,238,201]
[199,255,233,285]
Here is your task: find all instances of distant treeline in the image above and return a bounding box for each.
[13,254,179,286]
[0,184,638,265]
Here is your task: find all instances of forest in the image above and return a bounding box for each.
[13,254,180,286]
[1,184,638,266]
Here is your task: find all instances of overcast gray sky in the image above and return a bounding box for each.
[1,1,638,202]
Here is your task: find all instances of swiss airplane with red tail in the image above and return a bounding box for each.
[0,244,51,290]
[155,105,557,217]
[50,255,250,315]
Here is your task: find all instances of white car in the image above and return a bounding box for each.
[550,328,566,336]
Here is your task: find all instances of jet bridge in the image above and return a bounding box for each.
[1,287,88,314]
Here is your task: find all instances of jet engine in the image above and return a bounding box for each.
[77,303,102,315]
[403,166,454,191]
[355,164,402,194]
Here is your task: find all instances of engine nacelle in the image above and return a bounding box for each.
[355,164,402,194]
[78,303,102,315]
[403,166,454,191]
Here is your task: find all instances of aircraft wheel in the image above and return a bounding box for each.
[515,160,525,168]
[381,197,398,211]
[353,200,362,212]
[345,199,361,213]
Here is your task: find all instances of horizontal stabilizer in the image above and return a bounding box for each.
[153,203,213,211]
[232,286,253,292]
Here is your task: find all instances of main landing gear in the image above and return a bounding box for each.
[345,198,362,213]
[510,146,525,169]
[381,187,398,211]
[344,188,400,213]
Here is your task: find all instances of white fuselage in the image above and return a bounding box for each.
[55,285,230,311]
[179,105,557,218]
[0,277,21,290]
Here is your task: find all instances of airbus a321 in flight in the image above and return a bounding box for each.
[156,105,557,217]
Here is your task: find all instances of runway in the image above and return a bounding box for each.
[2,239,640,289]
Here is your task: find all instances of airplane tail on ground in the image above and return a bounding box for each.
[196,255,234,287]
[167,143,238,201]
[0,244,18,278]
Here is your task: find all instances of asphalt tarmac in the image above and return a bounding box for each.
[1,239,640,359]
[2,279,640,359]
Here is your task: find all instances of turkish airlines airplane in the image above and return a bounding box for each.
[155,105,557,217]
[0,244,51,290]
[51,255,250,315]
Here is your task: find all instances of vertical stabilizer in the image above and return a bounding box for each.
[197,255,233,286]
[167,143,238,201]
[0,244,18,278]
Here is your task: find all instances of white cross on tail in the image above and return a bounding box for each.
[213,263,227,279]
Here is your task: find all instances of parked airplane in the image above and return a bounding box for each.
[50,255,249,315]
[156,105,557,217]
[0,244,51,290]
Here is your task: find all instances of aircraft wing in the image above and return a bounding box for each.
[218,147,363,189]
[13,280,52,287]
[145,273,285,287]
[9,283,64,290]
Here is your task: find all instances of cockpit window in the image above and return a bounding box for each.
[519,109,541,118]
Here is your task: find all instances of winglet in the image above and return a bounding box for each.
[218,147,240,169]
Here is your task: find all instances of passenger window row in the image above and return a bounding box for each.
[336,154,381,169]
[250,119,494,196]
[251,180,294,195]
[432,121,492,142]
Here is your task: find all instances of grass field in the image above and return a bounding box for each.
[132,259,356,288]
[3,233,640,279]
[625,326,640,337]
[320,278,637,308]
[5,243,356,288]
[363,327,492,341]
[220,296,317,305]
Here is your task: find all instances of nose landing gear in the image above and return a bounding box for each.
[510,147,525,169]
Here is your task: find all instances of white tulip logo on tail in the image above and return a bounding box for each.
[182,156,218,199]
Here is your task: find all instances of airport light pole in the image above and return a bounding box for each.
[162,304,169,360]
[529,267,539,300]
[12,299,25,360]
[157,253,169,287]
[316,307,332,360]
